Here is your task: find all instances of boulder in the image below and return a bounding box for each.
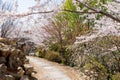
[0,57,6,64]
[0,75,15,80]
[0,38,36,80]
[0,64,7,73]
[24,58,29,64]
[20,75,29,80]
[4,75,15,80]
[8,49,23,70]
[0,43,11,58]
[17,67,25,77]
[24,64,34,75]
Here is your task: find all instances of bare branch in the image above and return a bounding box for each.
[63,9,100,14]
[0,10,54,18]
[114,0,120,3]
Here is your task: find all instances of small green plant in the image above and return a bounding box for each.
[37,48,46,58]
[49,43,61,52]
[45,51,64,63]
[112,73,120,80]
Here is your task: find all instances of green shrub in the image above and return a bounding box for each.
[113,73,120,80]
[37,49,46,58]
[45,51,64,63]
[70,35,120,80]
[62,47,73,65]
[49,43,61,52]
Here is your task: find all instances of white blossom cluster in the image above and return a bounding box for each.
[75,1,120,44]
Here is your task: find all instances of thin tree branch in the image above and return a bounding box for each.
[63,9,99,14]
[114,0,120,3]
[17,10,54,17]
[0,10,54,18]
[76,0,120,23]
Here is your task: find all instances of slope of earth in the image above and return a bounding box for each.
[27,56,86,80]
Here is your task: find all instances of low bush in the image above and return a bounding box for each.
[37,48,46,58]
[45,51,64,63]
[70,35,120,80]
[49,43,61,52]
[113,73,120,80]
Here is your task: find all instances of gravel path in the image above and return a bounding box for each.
[27,56,84,80]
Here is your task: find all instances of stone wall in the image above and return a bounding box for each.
[0,38,36,80]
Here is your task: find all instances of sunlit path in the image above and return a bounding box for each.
[27,56,82,80]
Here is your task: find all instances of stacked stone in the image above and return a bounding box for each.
[0,38,35,80]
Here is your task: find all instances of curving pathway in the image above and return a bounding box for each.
[27,56,84,80]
